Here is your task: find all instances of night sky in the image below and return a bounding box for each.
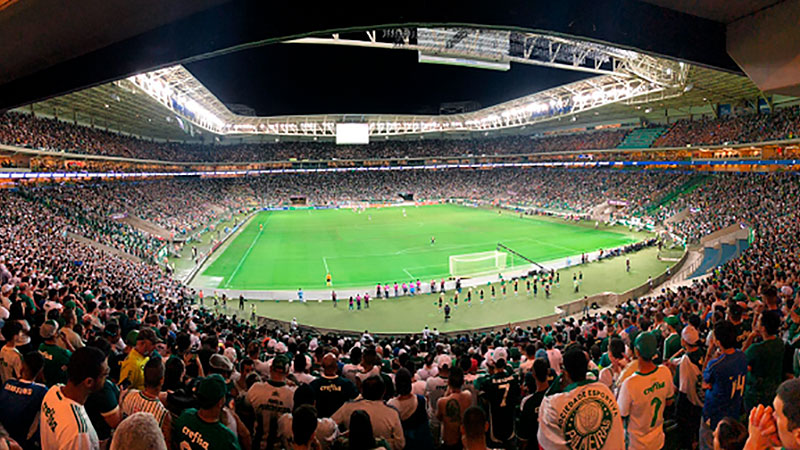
[185,43,591,116]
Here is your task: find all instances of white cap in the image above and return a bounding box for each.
[492,347,508,364]
[436,354,452,369]
[681,325,700,346]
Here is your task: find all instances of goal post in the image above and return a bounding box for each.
[449,251,508,277]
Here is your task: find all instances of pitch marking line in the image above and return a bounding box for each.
[225,214,271,288]
[323,256,330,273]
[403,268,415,278]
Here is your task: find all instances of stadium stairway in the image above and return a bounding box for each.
[690,239,750,278]
[616,127,667,149]
[644,174,710,216]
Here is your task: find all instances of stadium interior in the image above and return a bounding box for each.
[2,1,800,450]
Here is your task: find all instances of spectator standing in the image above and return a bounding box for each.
[0,352,47,449]
[40,347,109,450]
[172,374,241,450]
[699,321,748,450]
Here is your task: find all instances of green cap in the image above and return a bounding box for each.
[664,316,680,330]
[125,330,139,346]
[634,332,658,360]
[196,374,227,408]
[543,335,554,346]
[733,292,746,302]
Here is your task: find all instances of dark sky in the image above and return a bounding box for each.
[185,43,591,116]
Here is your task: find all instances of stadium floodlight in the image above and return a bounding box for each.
[124,26,688,139]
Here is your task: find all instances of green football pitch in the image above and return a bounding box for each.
[202,204,648,290]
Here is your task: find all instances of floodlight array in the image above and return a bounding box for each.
[126,27,688,138]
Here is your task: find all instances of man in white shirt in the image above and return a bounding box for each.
[617,332,675,450]
[538,348,624,450]
[40,347,109,450]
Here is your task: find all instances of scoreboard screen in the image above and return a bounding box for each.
[336,123,369,145]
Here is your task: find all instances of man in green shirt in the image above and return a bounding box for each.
[173,374,241,450]
[38,321,71,387]
[743,310,785,411]
[662,316,682,362]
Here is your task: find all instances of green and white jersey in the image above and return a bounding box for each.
[617,365,675,450]
[247,380,295,450]
[40,385,99,450]
[173,408,240,450]
[537,380,624,450]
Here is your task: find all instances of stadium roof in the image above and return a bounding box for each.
[18,56,784,143]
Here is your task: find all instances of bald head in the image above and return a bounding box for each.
[322,353,338,376]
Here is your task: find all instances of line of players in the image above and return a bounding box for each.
[327,270,585,318]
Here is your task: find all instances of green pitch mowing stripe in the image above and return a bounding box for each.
[203,204,646,290]
[230,246,673,333]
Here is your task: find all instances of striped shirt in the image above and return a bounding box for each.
[120,389,169,426]
[40,385,99,450]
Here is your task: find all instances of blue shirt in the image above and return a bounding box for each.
[702,350,747,428]
[0,379,47,448]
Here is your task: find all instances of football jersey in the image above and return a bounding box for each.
[617,365,675,450]
[39,343,71,386]
[702,350,747,428]
[120,389,169,426]
[247,380,295,450]
[425,375,449,419]
[476,371,521,443]
[0,345,22,383]
[537,379,624,450]
[40,385,100,450]
[310,375,358,418]
[0,379,47,448]
[172,408,240,450]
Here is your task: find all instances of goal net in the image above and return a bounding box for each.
[449,251,507,277]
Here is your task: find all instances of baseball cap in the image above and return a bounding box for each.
[681,325,701,346]
[492,347,508,364]
[634,332,658,360]
[664,316,680,330]
[40,320,59,339]
[196,374,228,408]
[436,354,452,369]
[125,330,140,346]
[271,355,289,372]
[209,354,234,372]
[543,335,554,346]
[137,328,161,344]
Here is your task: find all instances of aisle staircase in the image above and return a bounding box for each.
[690,238,750,278]
[617,127,667,149]
[643,174,709,216]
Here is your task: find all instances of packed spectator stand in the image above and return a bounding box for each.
[3,105,800,164]
[2,127,800,450]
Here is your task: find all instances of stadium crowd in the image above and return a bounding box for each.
[653,105,800,147]
[3,106,800,165]
[0,168,799,450]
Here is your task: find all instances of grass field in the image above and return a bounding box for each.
[202,204,648,290]
[212,246,673,333]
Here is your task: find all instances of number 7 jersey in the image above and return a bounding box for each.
[617,365,675,450]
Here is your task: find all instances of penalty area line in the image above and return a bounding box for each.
[403,268,414,278]
[323,256,330,274]
[224,228,263,288]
